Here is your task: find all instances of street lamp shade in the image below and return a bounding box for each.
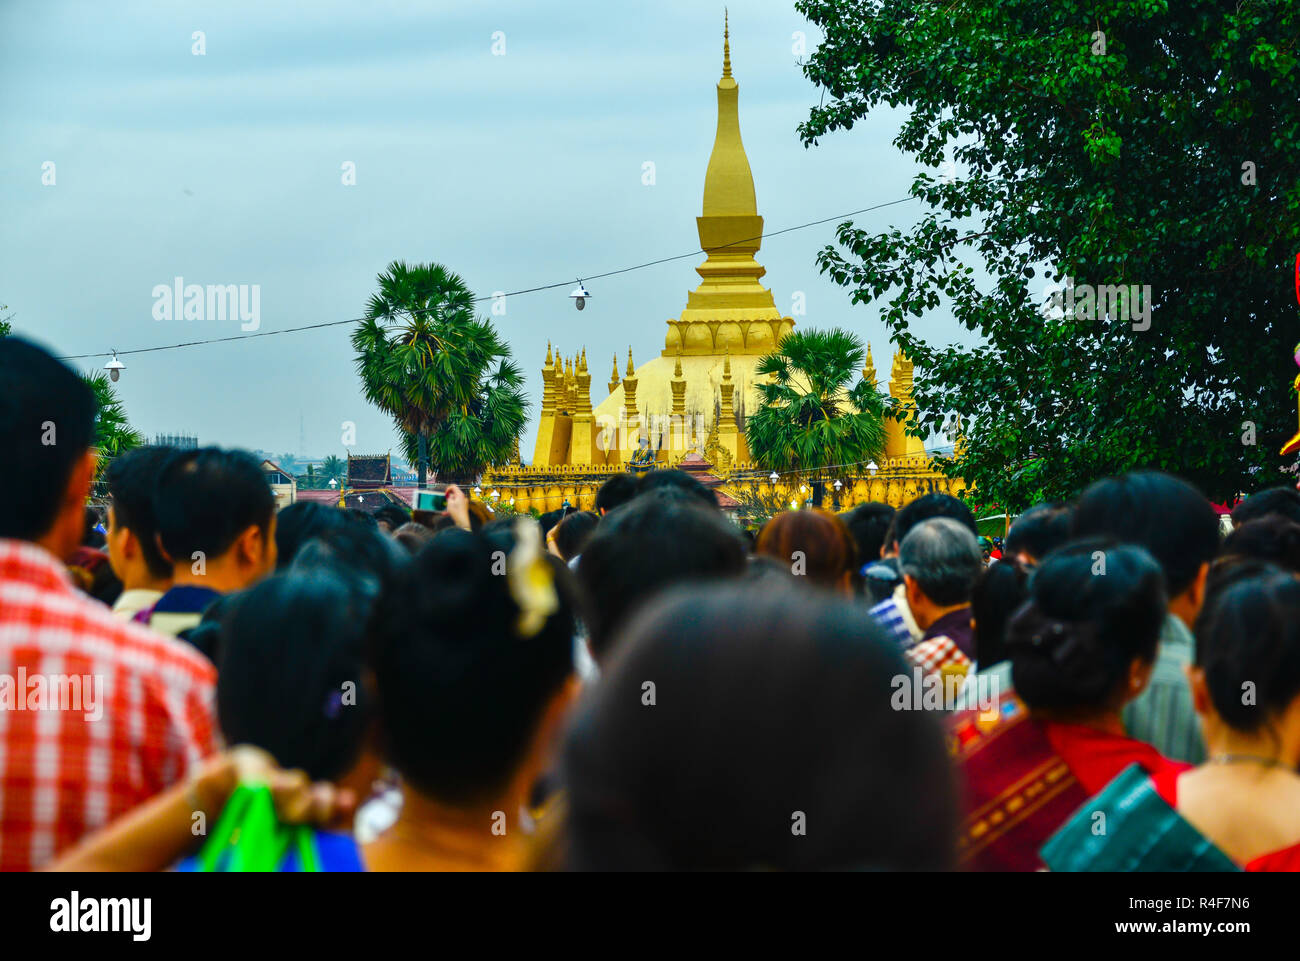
[569,281,591,311]
[104,352,126,383]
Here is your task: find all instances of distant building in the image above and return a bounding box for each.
[260,459,297,510]
[347,453,393,490]
[153,433,198,449]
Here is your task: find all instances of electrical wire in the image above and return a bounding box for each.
[57,195,919,362]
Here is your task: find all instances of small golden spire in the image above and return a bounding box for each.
[626,346,635,377]
[722,9,731,79]
[673,347,683,377]
[545,341,553,366]
[612,354,619,378]
[579,347,587,371]
[723,349,732,378]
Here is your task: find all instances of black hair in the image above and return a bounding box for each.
[892,492,977,547]
[273,501,353,569]
[561,583,958,870]
[971,559,1030,667]
[105,445,176,579]
[637,468,718,509]
[1195,566,1300,734]
[1230,486,1300,528]
[595,473,640,514]
[538,509,565,540]
[372,503,410,532]
[215,570,374,781]
[0,337,97,541]
[552,510,599,562]
[576,488,747,662]
[840,502,895,575]
[81,505,105,549]
[154,448,276,563]
[1217,518,1300,575]
[288,517,407,607]
[370,529,578,806]
[1004,502,1074,563]
[1008,541,1166,714]
[1072,471,1220,597]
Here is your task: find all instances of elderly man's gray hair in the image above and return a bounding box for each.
[898,516,983,607]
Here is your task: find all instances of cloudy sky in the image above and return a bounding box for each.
[2,0,967,462]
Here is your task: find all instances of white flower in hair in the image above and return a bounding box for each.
[508,517,559,637]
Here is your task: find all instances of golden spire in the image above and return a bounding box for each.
[722,9,731,79]
[626,346,635,377]
[579,347,587,371]
[545,341,553,367]
[723,349,732,379]
[864,341,875,383]
[702,11,756,219]
[609,354,620,395]
[673,348,683,378]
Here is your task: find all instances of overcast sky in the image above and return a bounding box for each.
[1,0,969,462]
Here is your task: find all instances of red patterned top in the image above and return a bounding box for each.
[0,540,217,870]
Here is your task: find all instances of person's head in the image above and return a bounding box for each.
[215,569,380,795]
[1191,566,1300,755]
[393,521,435,555]
[890,492,977,553]
[1007,541,1166,719]
[0,337,98,560]
[970,558,1030,668]
[82,505,106,549]
[754,508,858,595]
[1004,502,1074,566]
[370,526,580,809]
[105,445,177,590]
[1215,518,1300,576]
[153,447,277,590]
[637,468,717,509]
[840,502,895,580]
[1073,472,1220,624]
[273,501,352,570]
[898,517,983,629]
[561,583,958,870]
[538,509,565,541]
[595,473,640,515]
[373,503,410,534]
[577,489,747,663]
[550,510,599,562]
[288,516,407,607]
[1231,486,1300,528]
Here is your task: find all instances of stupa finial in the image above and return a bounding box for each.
[723,9,732,79]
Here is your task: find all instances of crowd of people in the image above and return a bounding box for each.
[3,333,1299,871]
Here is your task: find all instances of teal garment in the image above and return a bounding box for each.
[1122,614,1205,764]
[1040,763,1240,872]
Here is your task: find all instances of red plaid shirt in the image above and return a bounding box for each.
[0,539,217,870]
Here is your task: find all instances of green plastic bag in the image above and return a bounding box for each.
[192,783,322,872]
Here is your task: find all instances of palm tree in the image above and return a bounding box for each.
[351,261,528,487]
[82,372,144,491]
[320,454,345,486]
[745,328,888,504]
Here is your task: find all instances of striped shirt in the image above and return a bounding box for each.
[1122,613,1205,764]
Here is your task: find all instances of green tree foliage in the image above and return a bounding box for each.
[351,261,528,486]
[745,327,888,477]
[797,0,1300,507]
[82,372,143,482]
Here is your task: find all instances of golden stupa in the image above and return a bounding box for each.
[483,16,961,514]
